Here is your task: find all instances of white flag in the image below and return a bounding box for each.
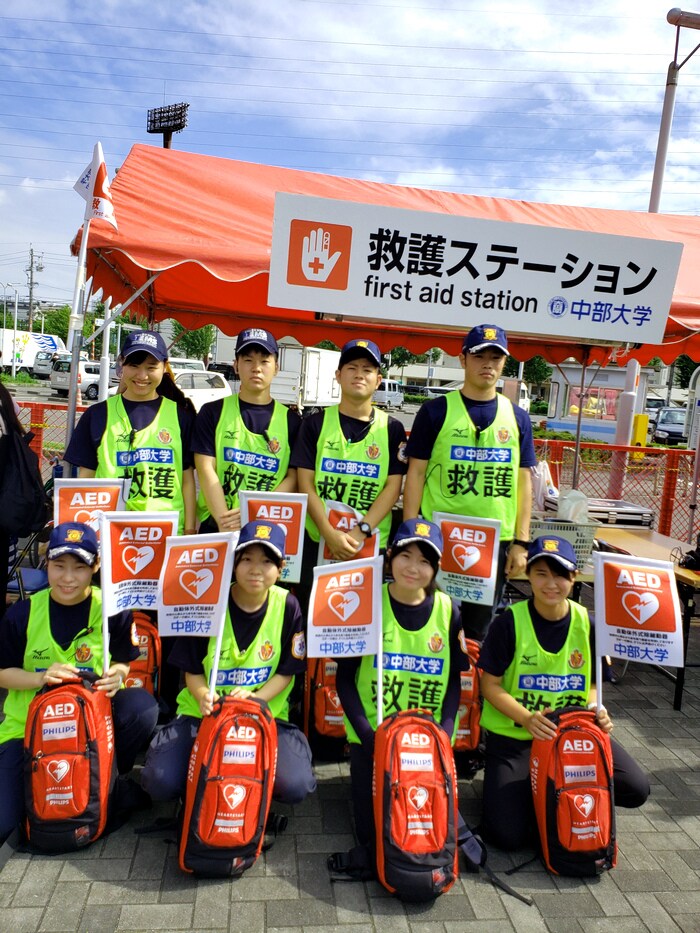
[73,142,117,230]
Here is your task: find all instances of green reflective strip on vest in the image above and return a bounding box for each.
[305,406,392,548]
[480,599,591,740]
[97,395,186,532]
[344,586,453,743]
[0,588,106,743]
[420,392,519,538]
[176,585,293,721]
[196,395,291,524]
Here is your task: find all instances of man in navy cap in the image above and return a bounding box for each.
[194,328,301,532]
[292,339,407,607]
[403,324,536,640]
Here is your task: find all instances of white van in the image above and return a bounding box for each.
[373,380,404,410]
[169,357,206,373]
[50,358,102,400]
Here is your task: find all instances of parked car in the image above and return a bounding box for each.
[373,379,404,410]
[208,361,237,381]
[173,370,232,411]
[652,407,688,446]
[34,350,87,379]
[645,397,666,426]
[169,357,206,373]
[50,358,102,400]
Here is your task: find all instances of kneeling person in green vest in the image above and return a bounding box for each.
[0,522,159,842]
[195,328,300,534]
[292,339,407,611]
[478,536,650,851]
[335,518,469,852]
[141,521,316,804]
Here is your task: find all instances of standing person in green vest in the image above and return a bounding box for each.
[65,331,197,535]
[291,339,407,606]
[403,324,536,640]
[194,328,300,533]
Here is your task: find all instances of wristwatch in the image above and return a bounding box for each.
[510,539,530,550]
[357,521,373,538]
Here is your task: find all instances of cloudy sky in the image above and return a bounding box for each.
[1,0,698,309]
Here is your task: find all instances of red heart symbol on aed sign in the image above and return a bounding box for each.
[328,590,360,622]
[451,544,481,572]
[621,591,659,626]
[408,786,429,810]
[574,794,594,818]
[223,784,246,810]
[48,760,70,784]
[122,545,155,576]
[179,568,214,599]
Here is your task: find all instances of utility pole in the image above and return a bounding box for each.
[26,246,44,332]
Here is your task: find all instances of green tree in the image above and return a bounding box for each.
[674,354,700,390]
[523,356,552,387]
[42,305,71,344]
[171,321,216,362]
[501,354,552,386]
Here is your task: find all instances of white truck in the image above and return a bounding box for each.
[274,343,341,409]
[213,334,341,409]
[0,329,66,373]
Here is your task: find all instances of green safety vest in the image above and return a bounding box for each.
[306,406,392,548]
[344,585,453,743]
[176,585,294,721]
[96,395,186,532]
[421,392,520,538]
[0,587,106,743]
[480,599,591,740]
[196,395,291,524]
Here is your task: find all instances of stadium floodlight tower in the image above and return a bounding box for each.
[147,102,190,149]
[649,8,700,212]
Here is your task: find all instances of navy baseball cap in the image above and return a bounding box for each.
[392,518,443,559]
[338,339,382,368]
[235,520,286,561]
[462,324,509,355]
[47,522,100,566]
[235,328,278,357]
[527,535,577,572]
[121,330,168,362]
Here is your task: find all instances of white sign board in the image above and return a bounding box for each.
[593,552,684,669]
[433,512,500,605]
[269,193,681,344]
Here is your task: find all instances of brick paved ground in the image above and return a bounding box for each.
[1,621,698,932]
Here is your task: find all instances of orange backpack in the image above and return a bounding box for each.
[304,657,346,740]
[453,638,481,753]
[373,709,459,901]
[124,611,161,696]
[24,674,117,851]
[179,695,278,877]
[530,707,616,876]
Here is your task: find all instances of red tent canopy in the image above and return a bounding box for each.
[73,144,700,365]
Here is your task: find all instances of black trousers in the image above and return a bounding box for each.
[480,730,651,851]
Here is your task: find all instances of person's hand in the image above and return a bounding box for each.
[41,662,79,687]
[325,527,363,561]
[199,689,219,717]
[525,708,557,740]
[217,507,241,532]
[301,227,341,282]
[228,687,254,701]
[505,543,528,578]
[95,666,125,698]
[595,705,614,734]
